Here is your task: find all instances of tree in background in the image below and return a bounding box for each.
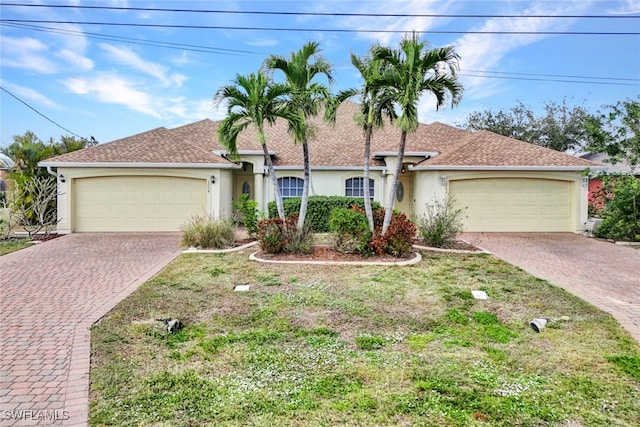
[460,98,595,152]
[584,97,640,171]
[1,131,94,231]
[371,33,463,235]
[264,41,334,231]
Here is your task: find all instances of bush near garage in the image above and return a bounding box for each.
[181,215,236,249]
[594,174,640,242]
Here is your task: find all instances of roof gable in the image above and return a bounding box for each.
[420,130,599,168]
[42,126,231,165]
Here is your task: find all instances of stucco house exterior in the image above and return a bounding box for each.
[39,102,599,234]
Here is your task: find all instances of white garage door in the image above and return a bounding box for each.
[449,178,572,232]
[74,176,207,232]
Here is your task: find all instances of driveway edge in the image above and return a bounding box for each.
[62,247,182,426]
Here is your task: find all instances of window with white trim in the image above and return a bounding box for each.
[345,177,374,199]
[277,177,304,198]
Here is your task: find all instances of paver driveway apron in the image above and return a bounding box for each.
[0,233,182,426]
[462,232,640,343]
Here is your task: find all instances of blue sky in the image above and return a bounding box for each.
[1,0,639,148]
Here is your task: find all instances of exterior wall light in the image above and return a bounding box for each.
[440,175,448,186]
[581,176,589,187]
[59,174,66,183]
[211,175,216,184]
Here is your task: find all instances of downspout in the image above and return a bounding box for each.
[46,165,58,178]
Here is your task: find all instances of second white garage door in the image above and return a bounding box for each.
[74,176,207,232]
[449,178,572,232]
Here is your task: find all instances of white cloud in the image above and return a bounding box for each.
[332,0,457,46]
[607,0,640,14]
[63,74,162,118]
[61,73,218,122]
[0,36,58,74]
[247,39,279,47]
[170,51,191,66]
[429,2,592,102]
[0,79,63,110]
[56,49,94,71]
[99,44,186,87]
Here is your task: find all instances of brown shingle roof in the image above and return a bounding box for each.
[41,101,596,169]
[43,127,231,164]
[419,130,598,168]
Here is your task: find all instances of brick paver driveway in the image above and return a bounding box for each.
[462,233,640,342]
[0,233,182,426]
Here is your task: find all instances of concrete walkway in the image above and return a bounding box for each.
[462,233,640,342]
[0,233,182,426]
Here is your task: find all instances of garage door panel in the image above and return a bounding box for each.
[450,178,572,232]
[75,176,207,232]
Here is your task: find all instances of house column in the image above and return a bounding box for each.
[253,171,264,212]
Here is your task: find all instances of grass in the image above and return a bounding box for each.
[0,237,32,255]
[90,250,640,426]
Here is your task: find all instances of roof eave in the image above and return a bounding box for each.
[373,151,439,158]
[213,150,277,157]
[273,165,387,171]
[409,165,606,171]
[38,161,242,169]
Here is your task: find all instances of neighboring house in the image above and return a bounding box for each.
[39,101,600,234]
[0,153,15,192]
[579,152,640,210]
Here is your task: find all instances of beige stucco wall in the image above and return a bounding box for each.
[260,169,388,210]
[55,167,233,233]
[54,164,588,234]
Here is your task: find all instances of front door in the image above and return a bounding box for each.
[395,172,413,217]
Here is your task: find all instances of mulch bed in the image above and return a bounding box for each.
[253,239,481,262]
[255,246,416,263]
[32,234,64,242]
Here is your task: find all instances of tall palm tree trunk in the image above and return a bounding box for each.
[262,144,285,221]
[363,125,374,232]
[382,130,407,235]
[297,138,311,230]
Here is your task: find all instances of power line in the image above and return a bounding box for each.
[3,22,637,86]
[464,69,640,82]
[459,73,639,86]
[1,22,262,56]
[0,86,85,139]
[1,3,638,19]
[2,19,638,35]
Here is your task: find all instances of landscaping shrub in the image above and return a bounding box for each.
[256,214,313,254]
[283,223,314,254]
[231,193,259,236]
[329,207,372,255]
[594,175,640,242]
[268,196,381,232]
[181,215,235,249]
[414,196,466,248]
[257,217,290,254]
[369,208,416,257]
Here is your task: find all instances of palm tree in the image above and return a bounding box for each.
[264,41,334,230]
[214,72,300,221]
[326,52,397,232]
[372,33,463,234]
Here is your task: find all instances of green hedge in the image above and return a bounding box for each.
[268,196,381,233]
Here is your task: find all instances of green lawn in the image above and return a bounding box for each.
[90,250,640,426]
[0,237,32,255]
